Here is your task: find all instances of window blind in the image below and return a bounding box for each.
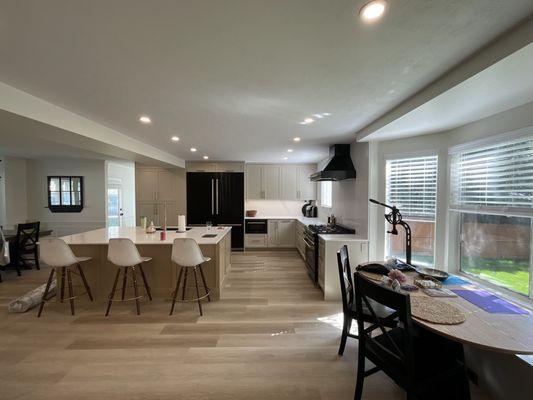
[386,156,438,219]
[450,137,533,211]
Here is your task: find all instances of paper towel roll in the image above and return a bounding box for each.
[177,215,186,232]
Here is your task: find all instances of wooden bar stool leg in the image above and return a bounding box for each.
[193,266,203,316]
[105,268,121,316]
[181,268,189,301]
[131,266,141,316]
[66,267,75,316]
[60,267,66,303]
[169,267,184,316]
[37,268,55,318]
[121,267,129,301]
[198,264,211,302]
[139,264,152,301]
[77,263,93,301]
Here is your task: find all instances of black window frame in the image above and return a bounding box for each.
[47,176,84,213]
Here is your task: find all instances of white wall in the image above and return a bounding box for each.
[106,161,136,227]
[244,200,306,217]
[26,158,107,236]
[1,156,28,229]
[316,142,369,237]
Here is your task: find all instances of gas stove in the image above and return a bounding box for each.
[307,224,355,235]
[303,224,355,287]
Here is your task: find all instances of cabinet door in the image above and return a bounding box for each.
[267,220,278,247]
[276,220,295,247]
[263,165,280,199]
[186,162,217,172]
[157,170,177,201]
[298,165,316,200]
[280,165,298,200]
[186,172,216,224]
[246,165,263,199]
[158,202,177,226]
[136,169,157,202]
[137,202,159,226]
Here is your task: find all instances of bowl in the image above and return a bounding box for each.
[246,210,258,217]
[415,267,449,282]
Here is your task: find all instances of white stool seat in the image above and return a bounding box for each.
[40,238,91,267]
[108,238,149,267]
[172,238,209,267]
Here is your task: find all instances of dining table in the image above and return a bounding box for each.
[360,270,533,355]
[2,229,53,241]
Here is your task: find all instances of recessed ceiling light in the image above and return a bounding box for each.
[171,136,180,142]
[203,155,209,160]
[303,118,314,124]
[287,149,293,153]
[139,115,152,124]
[360,0,387,22]
[283,157,288,160]
[322,112,331,116]
[314,114,324,119]
[293,137,301,142]
[190,147,197,152]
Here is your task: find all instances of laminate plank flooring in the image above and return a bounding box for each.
[0,250,490,400]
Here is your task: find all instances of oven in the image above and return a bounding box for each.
[304,227,317,283]
[244,219,268,234]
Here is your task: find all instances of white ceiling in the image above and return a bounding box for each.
[1,0,532,163]
[361,43,533,141]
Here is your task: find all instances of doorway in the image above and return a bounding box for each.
[107,185,123,227]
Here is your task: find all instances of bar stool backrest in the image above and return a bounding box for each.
[172,238,205,267]
[108,238,143,267]
[39,238,78,267]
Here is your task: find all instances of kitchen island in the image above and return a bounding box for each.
[59,226,232,302]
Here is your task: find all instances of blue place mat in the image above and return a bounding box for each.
[442,275,470,286]
[452,289,529,314]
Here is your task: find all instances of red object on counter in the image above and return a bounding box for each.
[160,230,166,241]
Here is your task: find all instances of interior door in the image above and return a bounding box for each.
[107,186,123,227]
[186,172,215,225]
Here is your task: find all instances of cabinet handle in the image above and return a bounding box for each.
[216,178,219,215]
[211,179,215,214]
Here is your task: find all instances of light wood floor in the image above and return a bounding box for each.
[0,250,490,400]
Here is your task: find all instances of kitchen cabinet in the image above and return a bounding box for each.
[246,164,316,200]
[267,219,295,248]
[187,162,244,173]
[136,169,157,202]
[245,234,268,248]
[295,221,305,258]
[157,170,178,201]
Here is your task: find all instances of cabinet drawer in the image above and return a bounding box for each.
[245,234,267,248]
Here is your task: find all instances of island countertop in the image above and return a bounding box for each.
[61,226,231,245]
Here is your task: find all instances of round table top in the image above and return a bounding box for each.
[360,271,533,355]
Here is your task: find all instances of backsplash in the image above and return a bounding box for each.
[245,200,307,217]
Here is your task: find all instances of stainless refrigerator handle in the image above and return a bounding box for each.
[216,178,219,215]
[211,179,215,214]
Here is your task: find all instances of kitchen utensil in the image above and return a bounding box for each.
[416,267,449,281]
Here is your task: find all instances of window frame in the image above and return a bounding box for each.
[47,176,84,213]
[448,132,533,300]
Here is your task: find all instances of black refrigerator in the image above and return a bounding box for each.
[186,172,244,250]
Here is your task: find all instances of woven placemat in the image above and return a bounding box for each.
[411,296,466,325]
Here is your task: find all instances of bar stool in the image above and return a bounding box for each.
[37,238,93,317]
[170,238,211,316]
[105,238,152,316]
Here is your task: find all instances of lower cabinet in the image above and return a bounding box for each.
[295,221,305,258]
[245,234,268,248]
[268,220,295,248]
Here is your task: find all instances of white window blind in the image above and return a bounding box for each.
[386,156,438,219]
[450,137,533,212]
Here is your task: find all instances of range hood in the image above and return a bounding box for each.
[310,144,356,182]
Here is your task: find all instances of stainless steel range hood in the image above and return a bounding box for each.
[310,144,356,182]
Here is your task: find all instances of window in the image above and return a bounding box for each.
[385,155,438,266]
[320,181,332,208]
[48,176,84,213]
[450,136,533,297]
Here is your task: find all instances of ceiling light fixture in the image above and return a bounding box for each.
[203,155,209,160]
[314,114,324,119]
[304,118,314,124]
[322,112,331,116]
[283,157,288,160]
[293,137,301,142]
[171,136,180,142]
[287,149,293,153]
[190,147,197,152]
[360,0,387,22]
[139,115,152,124]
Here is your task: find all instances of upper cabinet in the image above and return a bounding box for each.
[186,161,244,173]
[246,164,316,200]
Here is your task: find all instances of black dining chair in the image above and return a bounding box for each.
[12,222,41,275]
[352,271,471,400]
[336,245,397,355]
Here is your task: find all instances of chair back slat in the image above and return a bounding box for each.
[15,222,40,252]
[337,245,354,314]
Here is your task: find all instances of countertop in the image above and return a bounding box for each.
[318,234,368,242]
[245,216,321,226]
[61,226,231,245]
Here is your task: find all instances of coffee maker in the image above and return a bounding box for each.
[302,201,317,218]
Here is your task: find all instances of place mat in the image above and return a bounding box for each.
[451,289,529,315]
[411,296,466,325]
[442,275,470,286]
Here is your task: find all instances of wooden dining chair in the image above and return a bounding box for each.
[12,222,41,276]
[336,245,397,355]
[352,271,471,400]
